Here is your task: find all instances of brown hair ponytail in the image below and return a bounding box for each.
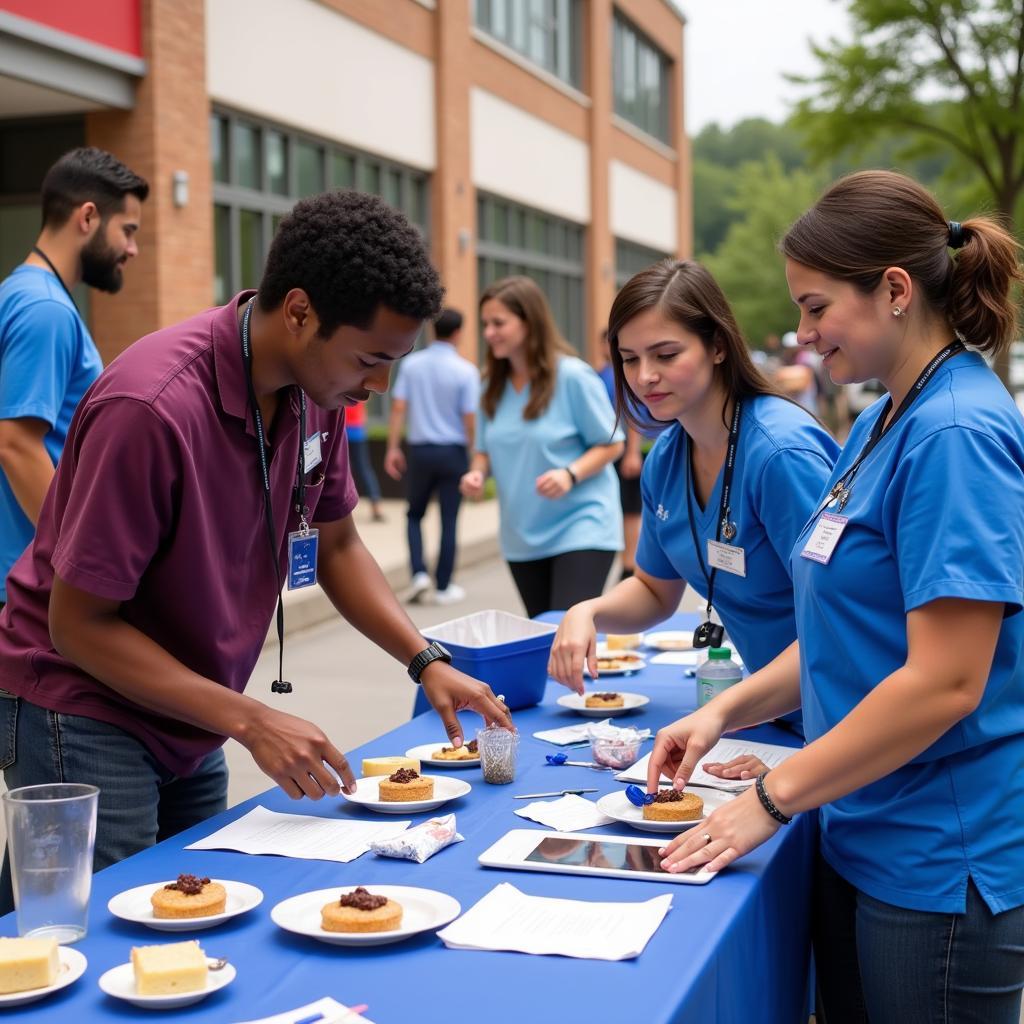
[781,170,1022,357]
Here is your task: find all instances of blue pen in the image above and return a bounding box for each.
[293,1014,325,1024]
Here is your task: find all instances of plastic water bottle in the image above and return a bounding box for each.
[696,646,743,708]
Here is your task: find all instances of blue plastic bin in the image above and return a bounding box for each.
[411,609,558,715]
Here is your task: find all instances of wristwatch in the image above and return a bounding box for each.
[407,641,452,684]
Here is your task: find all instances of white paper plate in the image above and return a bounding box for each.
[341,775,471,813]
[556,692,650,718]
[596,788,736,833]
[405,742,481,770]
[107,879,264,932]
[271,885,461,947]
[0,946,86,1007]
[98,958,235,1009]
[644,630,694,652]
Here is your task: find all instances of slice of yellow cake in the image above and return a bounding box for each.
[361,755,419,777]
[0,937,59,994]
[131,940,207,996]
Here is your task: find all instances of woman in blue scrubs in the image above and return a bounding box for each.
[653,171,1024,1023]
[548,260,838,740]
[459,276,624,618]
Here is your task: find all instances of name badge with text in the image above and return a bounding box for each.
[800,512,849,565]
[303,432,323,475]
[707,540,746,577]
[287,528,319,589]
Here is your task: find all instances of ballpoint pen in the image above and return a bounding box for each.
[513,788,600,799]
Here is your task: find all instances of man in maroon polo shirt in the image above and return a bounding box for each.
[0,192,511,911]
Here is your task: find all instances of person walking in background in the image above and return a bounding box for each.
[0,147,147,608]
[597,328,663,580]
[345,398,385,522]
[385,308,479,605]
[460,276,624,618]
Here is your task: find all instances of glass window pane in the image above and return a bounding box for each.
[213,204,231,303]
[409,177,428,227]
[234,123,261,190]
[509,206,526,248]
[266,130,288,195]
[239,209,263,288]
[359,161,381,195]
[383,168,402,208]
[211,116,229,184]
[493,202,509,244]
[332,152,355,188]
[296,142,324,197]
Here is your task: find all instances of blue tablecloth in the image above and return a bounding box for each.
[4,614,813,1022]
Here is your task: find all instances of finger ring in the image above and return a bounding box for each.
[702,833,712,845]
[496,694,507,704]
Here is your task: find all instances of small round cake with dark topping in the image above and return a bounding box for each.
[150,874,227,919]
[641,789,705,822]
[377,767,434,802]
[585,691,625,708]
[321,887,403,933]
[432,739,480,761]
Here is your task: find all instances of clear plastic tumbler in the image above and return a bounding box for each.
[477,726,520,784]
[3,783,98,943]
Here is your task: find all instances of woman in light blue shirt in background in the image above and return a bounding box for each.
[460,276,623,618]
[653,171,1024,1024]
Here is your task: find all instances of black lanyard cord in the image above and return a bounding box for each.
[32,246,80,313]
[239,297,306,694]
[686,398,743,626]
[815,339,966,519]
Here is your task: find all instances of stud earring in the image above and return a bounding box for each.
[892,306,904,318]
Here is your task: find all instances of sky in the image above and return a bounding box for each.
[673,0,853,133]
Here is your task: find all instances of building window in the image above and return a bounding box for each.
[477,193,585,354]
[474,0,582,89]
[612,12,671,144]
[210,109,432,425]
[615,238,671,290]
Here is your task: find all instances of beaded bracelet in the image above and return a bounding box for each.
[755,771,792,825]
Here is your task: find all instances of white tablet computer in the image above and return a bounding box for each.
[478,830,716,885]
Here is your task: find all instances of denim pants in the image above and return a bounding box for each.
[814,853,1024,1024]
[406,443,468,590]
[0,693,227,916]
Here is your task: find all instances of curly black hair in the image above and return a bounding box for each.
[257,190,443,335]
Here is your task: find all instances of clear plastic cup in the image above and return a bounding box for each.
[476,726,520,784]
[3,783,99,943]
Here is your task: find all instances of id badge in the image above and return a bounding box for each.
[287,528,319,589]
[303,431,323,474]
[800,512,848,565]
[707,540,746,577]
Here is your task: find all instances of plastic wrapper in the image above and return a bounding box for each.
[368,814,463,864]
[586,721,651,769]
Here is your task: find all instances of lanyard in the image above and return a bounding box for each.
[686,398,742,631]
[32,246,80,313]
[816,340,965,518]
[240,297,307,694]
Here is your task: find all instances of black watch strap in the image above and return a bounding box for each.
[407,641,452,685]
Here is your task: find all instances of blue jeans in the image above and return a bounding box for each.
[814,853,1024,1024]
[406,443,468,590]
[347,435,382,503]
[0,693,227,916]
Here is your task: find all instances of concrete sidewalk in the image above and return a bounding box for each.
[275,494,502,640]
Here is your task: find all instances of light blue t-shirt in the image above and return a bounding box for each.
[476,356,624,561]
[792,351,1024,914]
[637,394,838,680]
[0,266,101,600]
[392,341,480,445]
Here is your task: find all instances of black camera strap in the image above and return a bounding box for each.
[239,297,306,695]
[687,399,742,649]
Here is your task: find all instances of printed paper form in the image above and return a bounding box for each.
[616,737,799,792]
[186,805,409,863]
[438,882,672,960]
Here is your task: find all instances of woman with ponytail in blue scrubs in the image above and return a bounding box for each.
[548,260,838,741]
[651,171,1024,1023]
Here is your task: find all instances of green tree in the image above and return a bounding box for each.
[792,0,1024,381]
[706,156,826,344]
